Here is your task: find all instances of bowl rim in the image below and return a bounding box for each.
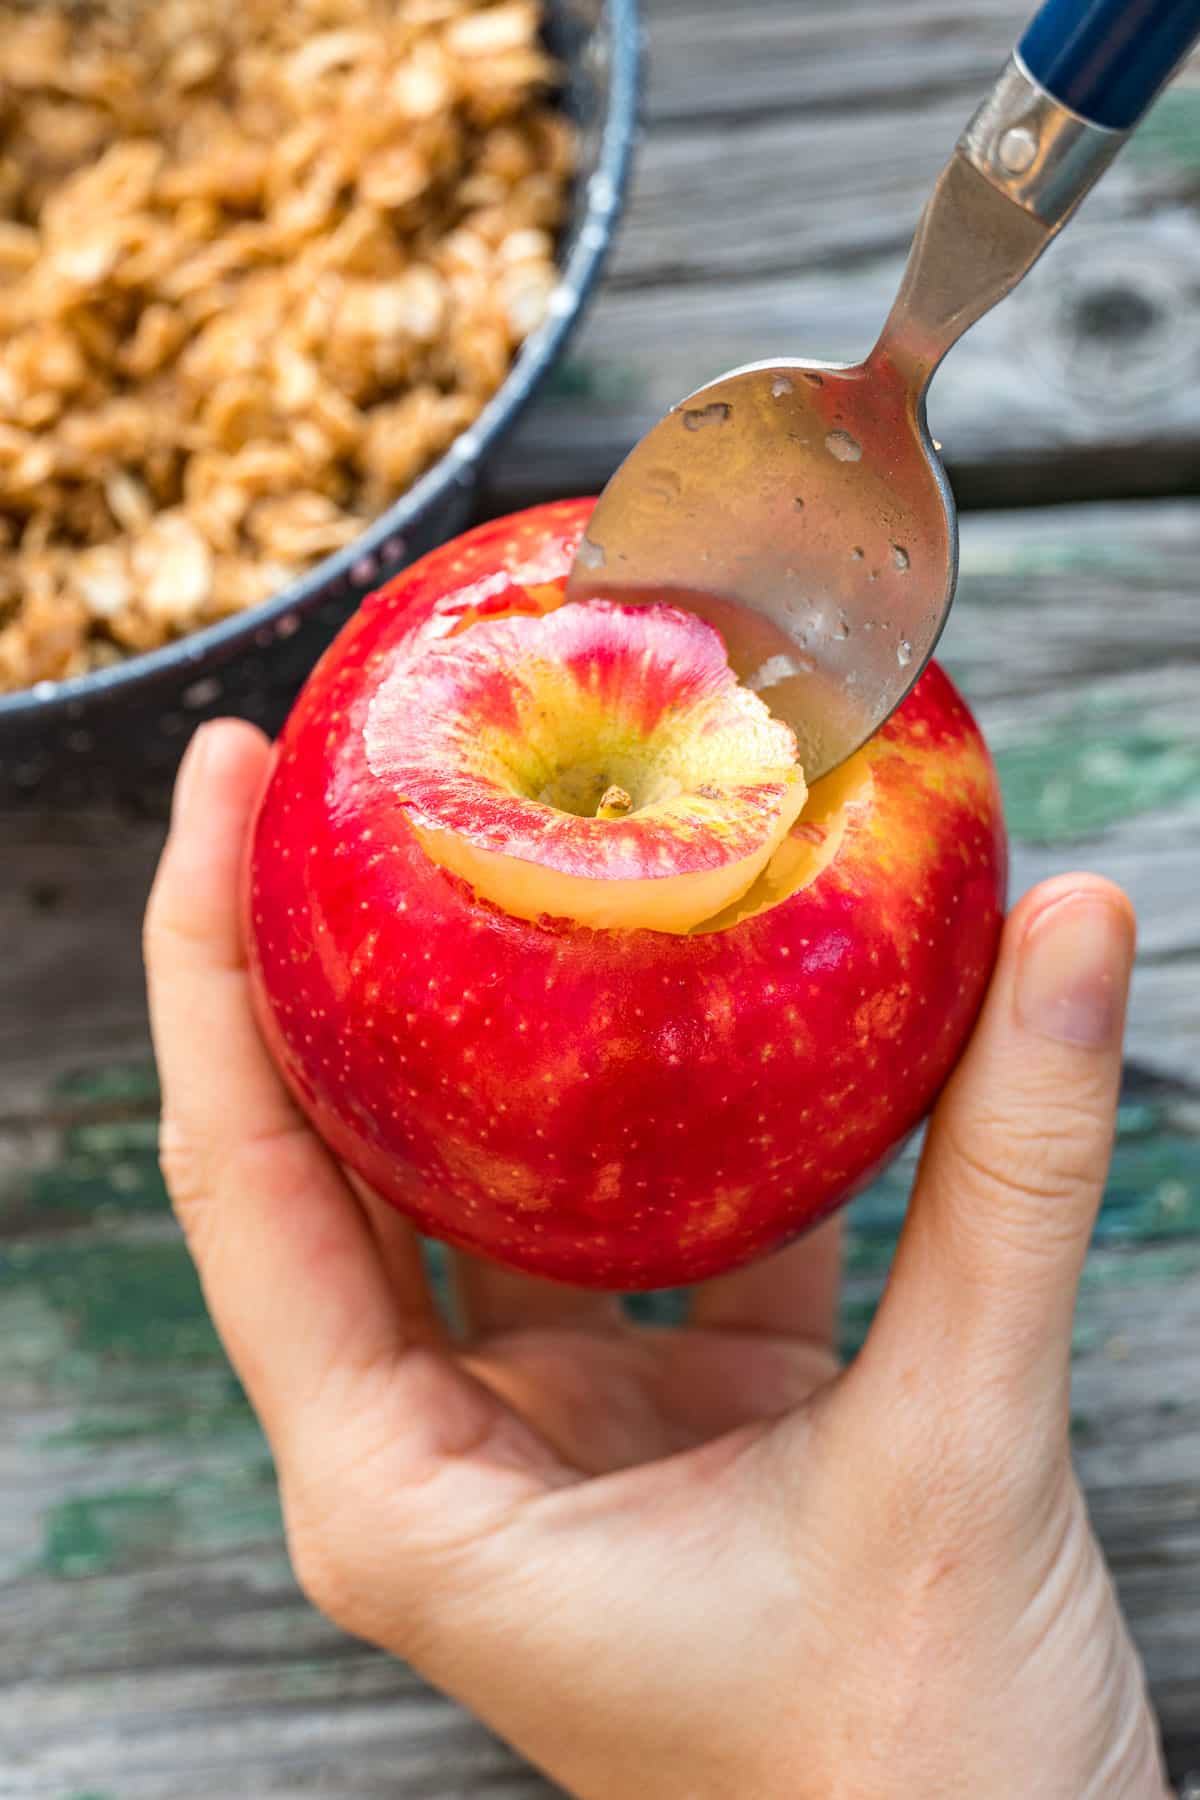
[0,0,641,727]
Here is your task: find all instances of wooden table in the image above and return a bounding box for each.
[4,1,1200,1790]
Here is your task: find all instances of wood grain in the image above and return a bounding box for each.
[4,500,1200,1790]
[5,0,1200,1787]
[487,0,1200,508]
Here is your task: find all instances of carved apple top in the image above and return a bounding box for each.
[363,598,807,933]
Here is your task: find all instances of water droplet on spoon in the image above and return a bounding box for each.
[577,536,606,570]
[850,546,864,561]
[771,374,794,398]
[746,651,817,691]
[646,466,683,502]
[897,638,913,667]
[682,402,733,431]
[891,543,911,571]
[803,371,824,387]
[825,429,862,463]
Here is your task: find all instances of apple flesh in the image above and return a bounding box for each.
[246,499,1007,1289]
[365,597,807,933]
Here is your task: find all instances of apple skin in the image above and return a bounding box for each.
[246,499,1007,1290]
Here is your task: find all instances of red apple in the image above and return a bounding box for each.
[246,499,1006,1289]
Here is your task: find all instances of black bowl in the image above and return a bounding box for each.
[0,0,640,808]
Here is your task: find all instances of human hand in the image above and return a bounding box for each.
[145,718,1170,1800]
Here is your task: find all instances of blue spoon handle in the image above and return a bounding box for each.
[1019,0,1200,131]
[874,0,1200,386]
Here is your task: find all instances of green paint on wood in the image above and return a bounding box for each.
[43,1488,177,1577]
[41,1463,282,1580]
[844,1114,1200,1264]
[541,357,640,406]
[14,1067,167,1222]
[44,1380,256,1449]
[29,1118,166,1219]
[1128,87,1200,172]
[1102,1148,1200,1239]
[838,1295,879,1359]
[958,535,1152,582]
[994,727,1200,844]
[0,1239,218,1364]
[0,1063,166,1232]
[829,1101,1200,1354]
[52,1063,160,1107]
[623,1287,689,1327]
[1079,1243,1200,1286]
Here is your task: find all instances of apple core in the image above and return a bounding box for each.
[365,599,809,933]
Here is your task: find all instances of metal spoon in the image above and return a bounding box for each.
[567,0,1200,781]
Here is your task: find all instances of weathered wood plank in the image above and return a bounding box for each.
[0,815,155,1117]
[502,206,1200,506]
[489,3,1200,507]
[642,0,1020,126]
[2,1202,1197,1790]
[2,1651,560,1798]
[4,0,1200,1766]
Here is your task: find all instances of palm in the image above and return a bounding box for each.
[348,1157,845,1487]
[341,1177,845,1490]
[459,1319,840,1477]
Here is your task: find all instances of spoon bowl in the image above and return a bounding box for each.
[570,0,1200,781]
[567,353,955,781]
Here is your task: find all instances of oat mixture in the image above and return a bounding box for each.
[0,0,573,691]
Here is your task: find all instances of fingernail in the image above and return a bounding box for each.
[171,725,213,828]
[1015,893,1133,1049]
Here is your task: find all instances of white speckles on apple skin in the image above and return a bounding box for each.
[245,510,1005,1290]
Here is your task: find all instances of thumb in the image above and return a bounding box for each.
[866,874,1135,1424]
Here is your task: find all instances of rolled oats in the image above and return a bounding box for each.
[0,0,573,690]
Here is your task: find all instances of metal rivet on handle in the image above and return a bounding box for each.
[997,125,1039,174]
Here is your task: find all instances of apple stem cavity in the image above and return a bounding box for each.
[596,784,634,820]
[365,598,809,934]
